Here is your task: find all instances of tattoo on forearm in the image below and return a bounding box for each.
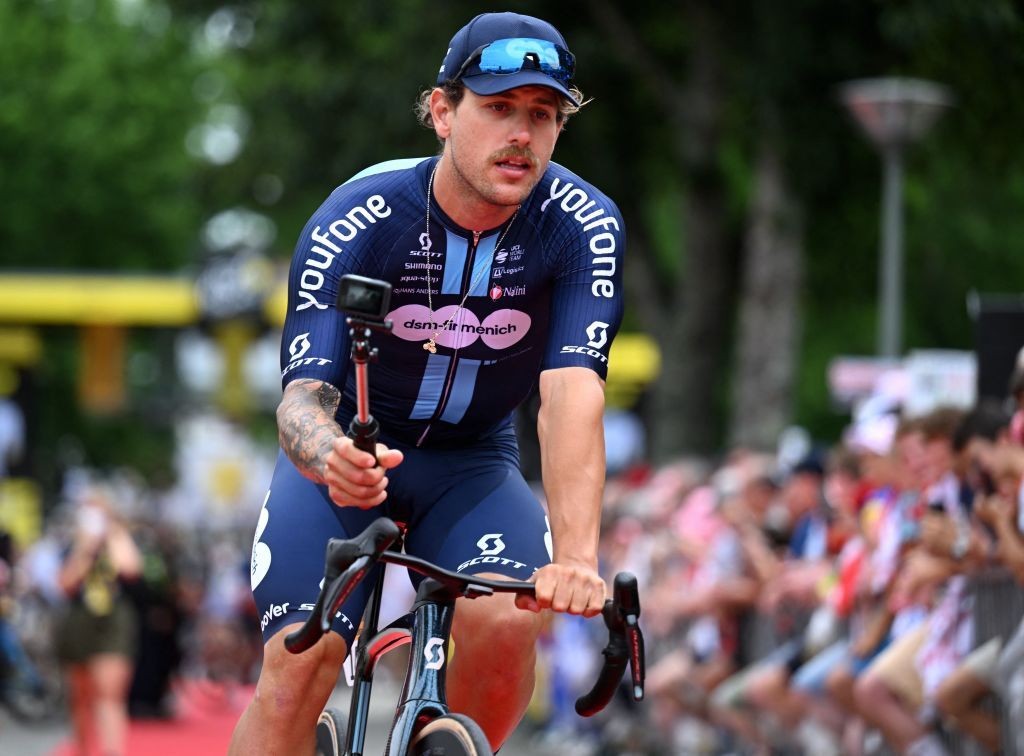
[277,379,343,483]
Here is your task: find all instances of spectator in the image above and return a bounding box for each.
[55,489,142,756]
[934,401,1024,754]
[854,406,975,756]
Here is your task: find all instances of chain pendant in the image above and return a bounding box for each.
[423,335,438,354]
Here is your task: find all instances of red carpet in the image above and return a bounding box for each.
[50,680,255,756]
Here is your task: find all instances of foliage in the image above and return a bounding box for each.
[7,0,1024,473]
[0,0,206,270]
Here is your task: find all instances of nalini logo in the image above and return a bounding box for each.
[586,321,609,349]
[477,533,506,556]
[424,637,445,670]
[489,285,503,301]
[289,333,311,360]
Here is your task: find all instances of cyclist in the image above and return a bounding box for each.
[229,12,625,754]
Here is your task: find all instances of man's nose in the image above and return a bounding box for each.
[507,112,532,146]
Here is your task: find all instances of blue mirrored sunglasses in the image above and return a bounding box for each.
[454,37,575,82]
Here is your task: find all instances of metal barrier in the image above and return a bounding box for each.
[975,569,1024,756]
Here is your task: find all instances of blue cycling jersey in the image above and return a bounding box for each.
[280,155,625,447]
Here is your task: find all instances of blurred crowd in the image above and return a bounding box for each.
[0,466,263,754]
[530,350,1024,756]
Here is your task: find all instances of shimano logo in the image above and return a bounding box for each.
[541,178,619,299]
[297,194,392,312]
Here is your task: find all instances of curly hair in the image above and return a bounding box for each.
[414,80,587,144]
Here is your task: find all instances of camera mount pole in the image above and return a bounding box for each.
[345,316,393,458]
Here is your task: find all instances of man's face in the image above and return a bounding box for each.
[782,473,821,518]
[921,436,954,486]
[435,86,563,209]
[896,430,928,488]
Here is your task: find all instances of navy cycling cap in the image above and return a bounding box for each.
[437,12,580,104]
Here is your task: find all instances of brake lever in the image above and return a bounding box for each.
[319,556,372,632]
[284,518,401,654]
[624,607,645,701]
[612,572,644,702]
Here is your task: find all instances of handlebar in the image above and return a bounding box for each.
[283,518,401,653]
[284,517,645,715]
[574,572,645,716]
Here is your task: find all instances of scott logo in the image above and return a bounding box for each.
[424,637,445,670]
[586,321,609,349]
[289,333,311,360]
[477,534,505,556]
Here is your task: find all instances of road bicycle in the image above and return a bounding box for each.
[282,274,645,755]
[284,517,644,756]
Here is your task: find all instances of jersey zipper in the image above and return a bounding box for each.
[417,230,482,447]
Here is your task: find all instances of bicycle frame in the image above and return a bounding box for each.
[340,550,505,756]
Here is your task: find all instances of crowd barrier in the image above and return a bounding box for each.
[733,570,1023,755]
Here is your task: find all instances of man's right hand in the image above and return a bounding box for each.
[323,436,404,509]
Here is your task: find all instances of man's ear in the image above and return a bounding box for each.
[430,89,453,140]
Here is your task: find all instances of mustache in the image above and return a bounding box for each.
[489,147,538,167]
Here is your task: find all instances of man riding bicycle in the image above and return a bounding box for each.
[229,12,625,754]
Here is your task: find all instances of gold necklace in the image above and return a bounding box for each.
[422,163,519,354]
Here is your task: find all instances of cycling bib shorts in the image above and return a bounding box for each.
[251,429,552,647]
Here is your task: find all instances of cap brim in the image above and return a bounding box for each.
[462,71,578,105]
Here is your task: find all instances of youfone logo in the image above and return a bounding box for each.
[289,333,311,361]
[298,194,392,312]
[586,321,610,350]
[477,533,506,556]
[424,637,445,671]
[540,178,619,299]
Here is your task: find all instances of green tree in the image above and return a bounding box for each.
[0,0,206,270]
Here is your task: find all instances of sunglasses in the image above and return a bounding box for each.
[454,37,575,83]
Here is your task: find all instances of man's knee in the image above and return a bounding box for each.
[854,670,886,710]
[256,623,347,713]
[453,591,542,658]
[825,665,851,700]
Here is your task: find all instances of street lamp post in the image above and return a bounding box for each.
[840,78,953,358]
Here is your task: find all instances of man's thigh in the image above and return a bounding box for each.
[863,621,929,709]
[401,454,551,583]
[251,451,383,649]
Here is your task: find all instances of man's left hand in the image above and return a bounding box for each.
[516,561,606,618]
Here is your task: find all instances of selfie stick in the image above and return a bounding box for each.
[345,315,392,458]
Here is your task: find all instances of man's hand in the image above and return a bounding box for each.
[920,512,958,556]
[516,561,606,618]
[975,493,1016,531]
[323,436,403,509]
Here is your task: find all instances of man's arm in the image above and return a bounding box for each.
[277,378,403,507]
[518,366,607,618]
[276,378,345,484]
